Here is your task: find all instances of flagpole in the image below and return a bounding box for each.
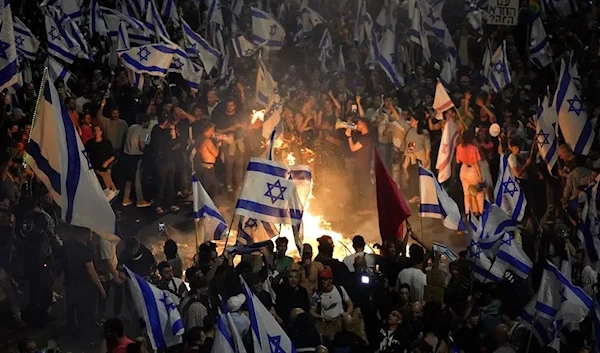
[220,214,237,256]
[9,67,49,263]
[417,163,425,241]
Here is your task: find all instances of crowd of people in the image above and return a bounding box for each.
[2,0,600,352]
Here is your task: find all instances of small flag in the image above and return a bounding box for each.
[207,0,224,26]
[577,176,600,268]
[494,154,528,222]
[379,28,404,88]
[192,174,227,240]
[169,46,204,92]
[409,8,431,62]
[13,17,40,61]
[475,201,519,249]
[256,58,278,108]
[237,216,278,245]
[489,41,512,92]
[232,35,260,58]
[145,0,171,42]
[45,13,77,63]
[251,7,286,50]
[118,43,178,77]
[535,98,558,174]
[433,79,454,113]
[495,233,533,279]
[89,0,108,35]
[419,166,466,231]
[337,45,346,72]
[433,242,458,262]
[529,17,552,68]
[181,18,220,74]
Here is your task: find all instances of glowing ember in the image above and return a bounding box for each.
[251,109,265,124]
[285,152,296,166]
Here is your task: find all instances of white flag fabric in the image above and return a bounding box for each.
[553,59,594,155]
[102,7,150,43]
[42,0,83,22]
[211,309,247,353]
[145,0,171,42]
[419,166,466,231]
[118,44,177,77]
[297,6,325,38]
[125,267,184,351]
[409,8,431,62]
[63,18,93,60]
[473,201,519,251]
[256,58,278,108]
[529,17,552,68]
[24,76,119,243]
[318,29,333,63]
[241,277,296,353]
[252,7,286,50]
[379,28,404,88]
[232,0,244,16]
[338,46,346,72]
[354,0,367,43]
[192,174,227,241]
[495,233,532,279]
[13,17,40,61]
[467,236,506,282]
[364,13,379,68]
[45,13,77,63]
[233,35,260,58]
[494,154,527,222]
[435,119,459,183]
[47,56,73,84]
[482,44,492,92]
[237,216,279,245]
[535,98,558,174]
[236,158,304,225]
[577,176,600,269]
[433,80,454,113]
[169,46,204,92]
[262,99,283,140]
[117,22,130,50]
[161,0,178,22]
[466,1,484,36]
[0,0,18,93]
[206,0,224,26]
[547,0,578,17]
[433,242,459,262]
[489,41,511,92]
[181,18,220,74]
[520,261,594,348]
[440,56,454,87]
[416,0,457,60]
[89,0,108,35]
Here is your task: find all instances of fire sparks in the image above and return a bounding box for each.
[251,109,265,124]
[285,152,296,166]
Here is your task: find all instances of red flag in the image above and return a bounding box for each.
[374,147,411,242]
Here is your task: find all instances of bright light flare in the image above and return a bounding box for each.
[251,109,265,124]
[285,152,296,166]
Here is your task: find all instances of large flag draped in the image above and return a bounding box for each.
[125,267,185,351]
[24,75,119,243]
[419,166,466,231]
[494,154,527,221]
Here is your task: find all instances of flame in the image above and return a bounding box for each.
[251,109,265,124]
[285,152,296,166]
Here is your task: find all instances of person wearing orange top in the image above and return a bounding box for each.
[456,130,484,215]
[104,318,134,353]
[66,97,80,129]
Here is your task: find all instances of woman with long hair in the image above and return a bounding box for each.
[456,130,484,215]
[403,115,431,203]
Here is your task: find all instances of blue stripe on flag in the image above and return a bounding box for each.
[27,141,62,193]
[472,263,501,282]
[535,301,558,317]
[242,279,262,349]
[575,119,593,154]
[251,35,283,48]
[236,199,303,221]
[133,274,167,349]
[217,314,235,350]
[47,43,77,62]
[497,250,531,275]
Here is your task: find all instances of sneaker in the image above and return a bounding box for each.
[170,205,180,213]
[122,198,133,207]
[155,207,164,214]
[408,196,420,204]
[137,200,152,208]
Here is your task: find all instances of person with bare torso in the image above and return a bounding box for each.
[192,123,220,197]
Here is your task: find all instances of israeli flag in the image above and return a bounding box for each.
[495,233,533,279]
[553,59,594,155]
[24,75,119,243]
[241,276,296,353]
[63,19,93,61]
[89,0,108,35]
[206,0,224,26]
[467,237,505,283]
[409,8,431,62]
[419,166,466,231]
[233,35,259,58]
[568,51,581,93]
[45,13,77,63]
[377,0,396,28]
[237,216,279,245]
[13,17,40,61]
[482,44,492,92]
[128,69,145,91]
[338,45,346,72]
[295,6,325,39]
[212,308,247,353]
[125,267,184,351]
[547,0,577,17]
[520,261,597,350]
[181,18,220,74]
[169,46,204,92]
[489,41,511,92]
[192,174,227,241]
[47,56,73,83]
[232,0,244,17]
[466,1,484,36]
[256,58,278,108]
[436,118,459,183]
[251,7,286,50]
[433,242,458,262]
[364,13,379,68]
[494,154,527,222]
[416,0,457,59]
[262,99,283,140]
[101,6,149,35]
[378,28,404,87]
[236,158,305,226]
[118,44,177,77]
[127,0,149,19]
[440,56,455,87]
[354,0,367,44]
[475,201,519,249]
[42,0,83,22]
[318,28,334,64]
[218,44,235,91]
[529,17,552,68]
[577,176,600,270]
[145,0,171,42]
[0,0,18,93]
[535,98,558,174]
[117,22,130,50]
[161,0,179,22]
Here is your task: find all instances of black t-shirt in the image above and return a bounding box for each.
[118,245,156,278]
[150,125,175,166]
[353,131,373,168]
[213,112,241,131]
[85,138,115,171]
[64,241,95,287]
[275,285,311,323]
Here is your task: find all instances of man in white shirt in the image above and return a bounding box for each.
[310,267,354,340]
[397,249,427,302]
[157,262,188,306]
[343,235,375,272]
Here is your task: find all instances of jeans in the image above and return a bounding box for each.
[66,283,99,340]
[224,147,246,190]
[123,159,145,202]
[154,164,175,208]
[196,164,218,198]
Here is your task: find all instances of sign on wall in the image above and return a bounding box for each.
[487,0,519,26]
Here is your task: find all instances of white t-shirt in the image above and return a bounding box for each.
[312,286,350,319]
[343,252,376,272]
[123,124,148,156]
[98,237,117,280]
[507,152,528,179]
[75,96,91,113]
[397,267,427,302]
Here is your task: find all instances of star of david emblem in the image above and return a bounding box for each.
[49,26,60,41]
[268,334,286,353]
[427,9,438,24]
[567,95,585,116]
[501,235,512,246]
[244,218,257,229]
[269,24,278,36]
[159,291,177,311]
[536,130,550,146]
[0,39,10,61]
[494,62,505,74]
[172,57,184,70]
[15,35,24,48]
[264,180,287,204]
[390,52,398,65]
[502,177,519,197]
[468,240,482,259]
[137,46,151,62]
[82,150,93,170]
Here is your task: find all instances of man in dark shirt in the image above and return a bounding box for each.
[118,236,156,278]
[64,230,106,342]
[345,119,373,212]
[274,269,310,326]
[85,125,116,191]
[149,117,180,214]
[214,99,246,193]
